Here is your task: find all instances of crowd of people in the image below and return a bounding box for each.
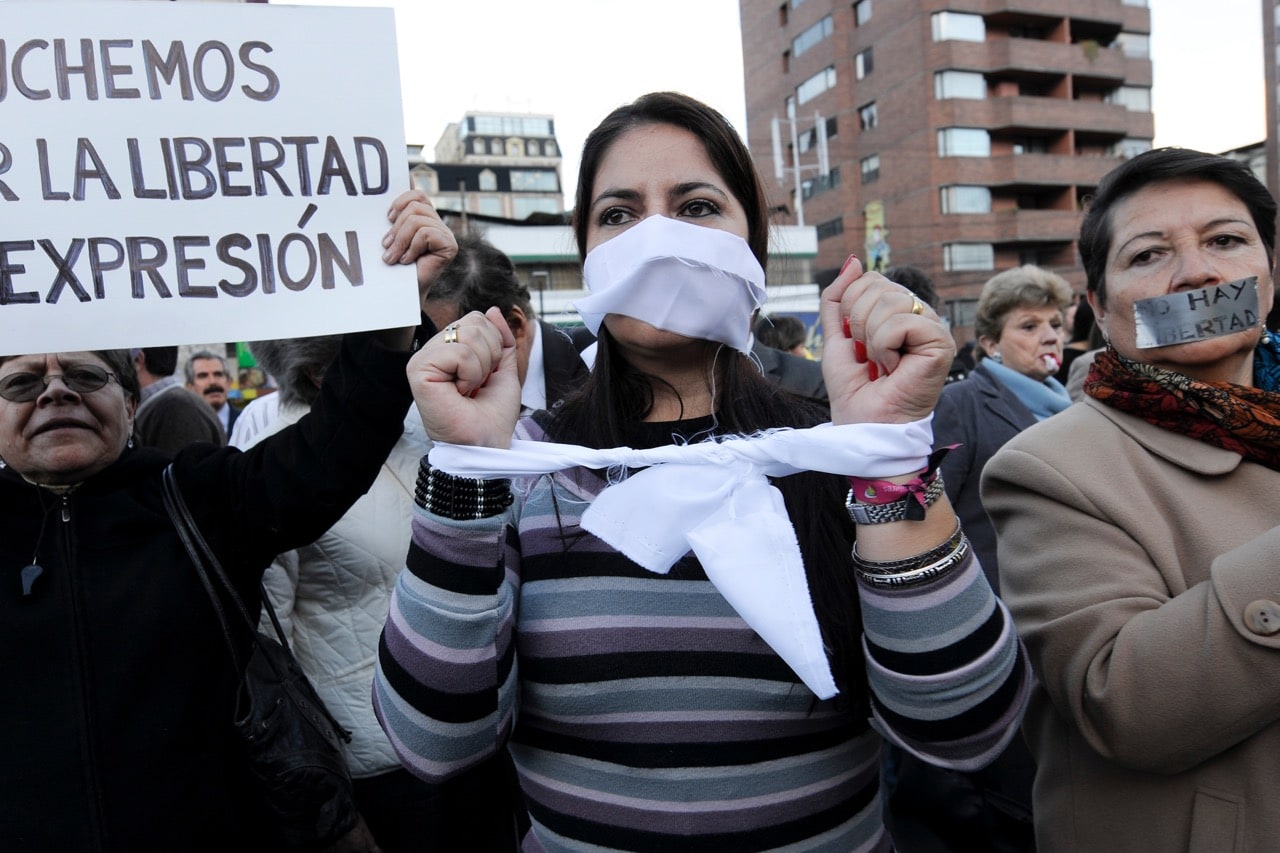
[3,84,1277,853]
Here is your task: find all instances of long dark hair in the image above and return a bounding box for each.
[552,92,866,706]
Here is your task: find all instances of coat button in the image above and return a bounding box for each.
[1244,600,1280,635]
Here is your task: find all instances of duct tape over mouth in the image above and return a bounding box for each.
[1133,277,1261,349]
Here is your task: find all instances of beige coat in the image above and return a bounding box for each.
[982,396,1280,853]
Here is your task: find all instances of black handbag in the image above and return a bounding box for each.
[162,464,359,850]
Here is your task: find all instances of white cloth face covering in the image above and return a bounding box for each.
[576,215,767,355]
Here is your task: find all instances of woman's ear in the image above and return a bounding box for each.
[1086,290,1107,342]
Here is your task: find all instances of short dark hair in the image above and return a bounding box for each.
[430,232,534,320]
[754,314,806,352]
[141,346,178,377]
[883,264,940,311]
[1079,147,1277,308]
[572,91,769,267]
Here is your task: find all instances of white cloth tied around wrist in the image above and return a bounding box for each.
[427,416,934,699]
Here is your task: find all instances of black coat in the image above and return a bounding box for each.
[0,332,413,851]
[751,339,827,401]
[931,361,1036,592]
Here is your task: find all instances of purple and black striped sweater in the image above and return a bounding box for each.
[375,418,1030,852]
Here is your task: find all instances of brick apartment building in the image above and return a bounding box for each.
[739,0,1155,335]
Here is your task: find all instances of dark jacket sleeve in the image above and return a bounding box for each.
[170,330,417,583]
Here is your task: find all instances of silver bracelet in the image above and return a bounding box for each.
[853,534,971,588]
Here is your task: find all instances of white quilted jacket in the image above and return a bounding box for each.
[254,404,429,777]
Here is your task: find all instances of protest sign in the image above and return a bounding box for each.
[0,1,414,354]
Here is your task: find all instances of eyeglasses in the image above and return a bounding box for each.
[0,364,120,402]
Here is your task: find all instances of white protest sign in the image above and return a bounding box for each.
[0,1,415,354]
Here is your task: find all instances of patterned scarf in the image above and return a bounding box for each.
[1083,334,1280,470]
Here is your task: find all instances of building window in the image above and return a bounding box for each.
[510,169,559,192]
[943,243,995,272]
[471,139,485,154]
[855,47,874,79]
[473,115,553,137]
[937,127,991,157]
[779,2,788,26]
[1114,32,1150,58]
[815,216,845,240]
[948,298,978,329]
[489,139,503,155]
[514,197,562,219]
[797,66,837,104]
[940,185,992,214]
[859,102,878,130]
[854,0,872,26]
[1107,85,1152,112]
[1012,136,1049,155]
[527,140,541,156]
[793,15,834,57]
[782,49,791,74]
[545,141,558,157]
[478,169,497,192]
[860,154,880,183]
[802,167,841,200]
[476,197,502,216]
[506,139,525,157]
[1120,0,1147,6]
[931,11,985,43]
[1111,138,1153,158]
[934,70,986,100]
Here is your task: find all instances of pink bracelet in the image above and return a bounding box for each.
[847,446,953,508]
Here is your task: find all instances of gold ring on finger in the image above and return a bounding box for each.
[443,324,459,344]
[909,297,924,316]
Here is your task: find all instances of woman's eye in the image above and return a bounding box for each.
[599,207,633,227]
[681,199,720,218]
[1211,234,1244,248]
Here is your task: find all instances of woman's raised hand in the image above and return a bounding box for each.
[408,307,522,448]
[383,189,459,309]
[820,256,954,426]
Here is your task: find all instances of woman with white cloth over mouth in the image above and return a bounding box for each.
[374,91,1029,852]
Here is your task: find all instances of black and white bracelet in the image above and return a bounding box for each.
[415,459,513,520]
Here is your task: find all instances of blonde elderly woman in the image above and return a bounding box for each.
[984,148,1280,851]
[883,264,1071,852]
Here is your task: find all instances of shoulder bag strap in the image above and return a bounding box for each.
[161,463,292,651]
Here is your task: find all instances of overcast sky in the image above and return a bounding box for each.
[296,0,1266,195]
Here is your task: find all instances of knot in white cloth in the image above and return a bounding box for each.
[427,417,934,699]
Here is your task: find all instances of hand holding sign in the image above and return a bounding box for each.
[383,190,457,314]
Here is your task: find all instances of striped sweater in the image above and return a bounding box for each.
[375,419,1030,852]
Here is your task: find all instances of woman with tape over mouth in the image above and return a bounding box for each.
[374,91,1030,852]
[883,264,1071,851]
[981,147,1280,851]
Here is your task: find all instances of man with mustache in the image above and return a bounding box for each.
[185,350,240,436]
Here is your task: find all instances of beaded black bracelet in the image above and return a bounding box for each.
[414,459,513,520]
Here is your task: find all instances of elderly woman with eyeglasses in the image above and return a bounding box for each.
[0,190,455,852]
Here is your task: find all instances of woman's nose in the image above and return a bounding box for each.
[1171,248,1221,290]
